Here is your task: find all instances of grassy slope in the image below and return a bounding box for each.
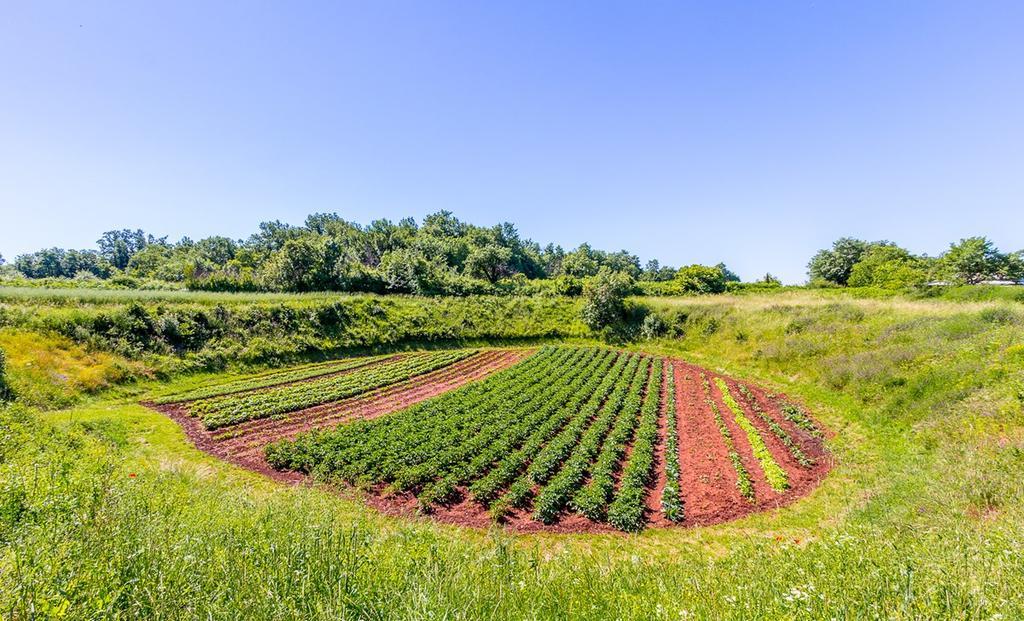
[0,287,585,391]
[2,290,1024,619]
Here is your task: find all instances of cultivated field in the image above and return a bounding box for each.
[149,345,830,532]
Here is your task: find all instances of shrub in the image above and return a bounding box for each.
[0,347,11,401]
[580,268,635,332]
[553,275,584,297]
[674,265,726,294]
[639,313,668,340]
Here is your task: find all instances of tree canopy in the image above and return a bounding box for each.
[808,236,1023,288]
[9,212,711,295]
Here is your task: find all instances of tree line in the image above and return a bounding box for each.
[808,237,1024,288]
[1,211,751,296]
[6,213,1014,295]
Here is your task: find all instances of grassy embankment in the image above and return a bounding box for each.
[1,288,1023,619]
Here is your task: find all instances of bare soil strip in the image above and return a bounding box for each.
[673,363,750,525]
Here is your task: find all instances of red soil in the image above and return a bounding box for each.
[673,362,751,525]
[150,351,832,534]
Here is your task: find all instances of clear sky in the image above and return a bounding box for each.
[2,1,1022,283]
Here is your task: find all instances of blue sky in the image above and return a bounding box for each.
[1,1,1022,283]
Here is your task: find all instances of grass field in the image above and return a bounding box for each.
[2,290,1023,618]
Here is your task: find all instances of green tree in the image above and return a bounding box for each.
[562,244,601,277]
[1007,251,1024,282]
[580,267,635,331]
[465,244,513,283]
[261,237,330,292]
[193,236,239,265]
[716,263,741,283]
[14,248,111,278]
[378,248,440,294]
[97,229,161,270]
[807,237,870,285]
[847,244,927,289]
[939,237,1010,284]
[675,264,727,294]
[603,250,642,278]
[247,221,303,259]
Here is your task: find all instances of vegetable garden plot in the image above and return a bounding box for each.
[262,347,833,533]
[149,346,830,533]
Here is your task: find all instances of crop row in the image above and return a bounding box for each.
[469,352,623,509]
[778,399,822,437]
[154,354,393,404]
[417,350,623,508]
[484,351,631,520]
[264,346,574,478]
[401,350,617,507]
[737,384,813,467]
[491,354,634,520]
[191,350,474,429]
[264,348,817,531]
[714,378,789,492]
[701,373,755,502]
[606,361,663,532]
[570,356,649,521]
[530,355,650,524]
[265,347,604,490]
[229,350,519,443]
[660,362,683,522]
[353,347,596,486]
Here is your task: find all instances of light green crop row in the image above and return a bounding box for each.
[715,377,789,492]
